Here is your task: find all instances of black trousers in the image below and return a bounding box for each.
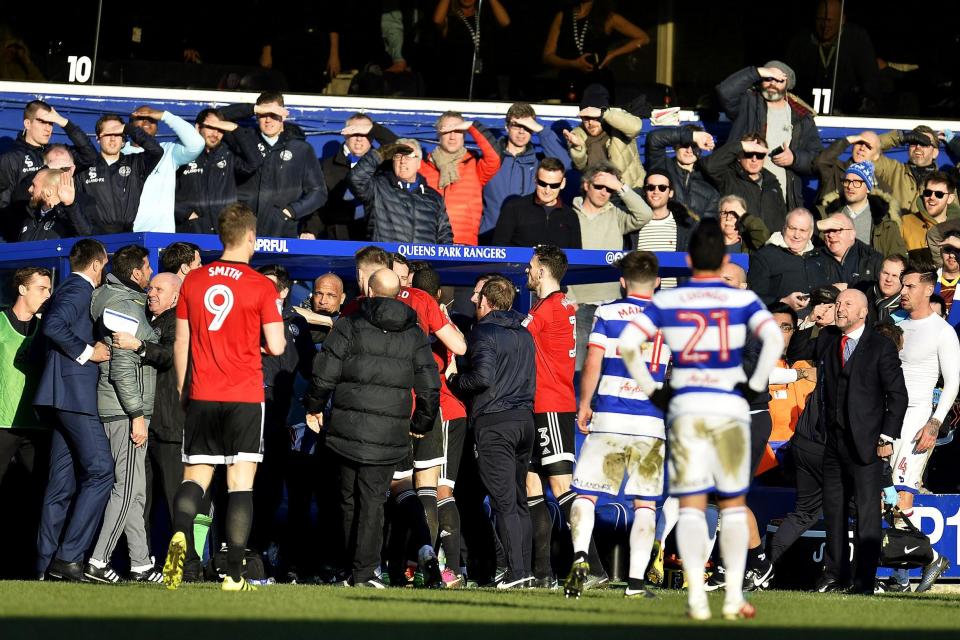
[770,434,825,563]
[474,410,534,580]
[822,426,882,591]
[338,454,394,583]
[144,439,184,537]
[0,428,50,578]
[250,401,289,552]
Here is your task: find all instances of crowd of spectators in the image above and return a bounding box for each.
[1,37,960,595]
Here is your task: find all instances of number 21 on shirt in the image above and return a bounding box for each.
[677,310,729,363]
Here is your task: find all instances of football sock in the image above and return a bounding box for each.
[437,496,462,575]
[747,543,769,572]
[719,506,749,608]
[225,489,254,583]
[417,486,439,546]
[528,495,553,577]
[569,497,596,557]
[193,514,213,560]
[172,480,204,554]
[395,489,432,558]
[705,503,720,549]
[629,506,657,583]
[655,497,680,543]
[677,507,710,607]
[559,490,605,575]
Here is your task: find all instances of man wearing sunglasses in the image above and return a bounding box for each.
[717,62,822,212]
[702,133,788,232]
[901,171,957,255]
[874,125,959,221]
[815,160,905,258]
[567,165,651,371]
[635,171,699,288]
[219,92,327,239]
[480,102,570,245]
[492,157,580,248]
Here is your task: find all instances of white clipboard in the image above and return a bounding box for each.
[103,308,140,335]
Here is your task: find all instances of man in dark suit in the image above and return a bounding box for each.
[34,239,113,581]
[815,288,907,594]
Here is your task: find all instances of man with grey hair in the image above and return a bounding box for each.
[748,208,817,311]
[807,212,884,291]
[716,62,822,211]
[348,138,452,243]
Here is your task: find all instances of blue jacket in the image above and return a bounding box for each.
[480,130,570,238]
[34,273,100,415]
[449,309,535,419]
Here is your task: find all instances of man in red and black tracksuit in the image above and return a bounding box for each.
[523,244,607,587]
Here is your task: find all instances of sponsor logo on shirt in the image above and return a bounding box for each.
[182,161,203,176]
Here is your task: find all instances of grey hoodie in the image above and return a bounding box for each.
[91,273,158,421]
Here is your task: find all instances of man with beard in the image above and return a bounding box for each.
[875,126,959,220]
[716,62,821,212]
[13,168,92,241]
[900,171,956,257]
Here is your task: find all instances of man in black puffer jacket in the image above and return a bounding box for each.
[304,268,440,588]
[348,139,453,244]
[644,125,720,218]
[220,92,327,238]
[449,275,536,589]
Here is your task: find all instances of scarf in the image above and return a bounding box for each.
[430,146,467,189]
[585,131,609,170]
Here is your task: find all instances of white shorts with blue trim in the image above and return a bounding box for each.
[668,414,750,498]
[572,432,665,500]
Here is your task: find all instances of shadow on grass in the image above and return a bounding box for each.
[2,619,958,640]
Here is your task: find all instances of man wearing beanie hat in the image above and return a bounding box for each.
[563,84,646,190]
[815,159,905,258]
[716,63,822,213]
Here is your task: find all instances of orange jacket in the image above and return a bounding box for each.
[420,126,500,245]
[757,359,817,475]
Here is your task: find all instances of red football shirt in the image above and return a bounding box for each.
[177,260,283,403]
[525,290,576,413]
[397,287,467,421]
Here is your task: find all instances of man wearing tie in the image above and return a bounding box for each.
[34,239,113,581]
[815,288,907,594]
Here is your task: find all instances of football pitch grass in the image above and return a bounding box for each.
[1,581,959,640]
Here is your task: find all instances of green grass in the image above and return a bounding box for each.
[1,582,959,640]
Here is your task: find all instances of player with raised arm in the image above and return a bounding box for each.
[619,219,783,620]
[161,204,286,591]
[564,250,671,600]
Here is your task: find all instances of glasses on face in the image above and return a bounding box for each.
[590,183,616,194]
[923,189,948,199]
[644,184,669,193]
[536,178,562,189]
[719,210,742,218]
[741,152,767,161]
[842,179,865,189]
[395,153,421,161]
[909,141,933,148]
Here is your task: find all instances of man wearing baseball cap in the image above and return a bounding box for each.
[874,125,960,221]
[716,62,822,212]
[815,160,905,258]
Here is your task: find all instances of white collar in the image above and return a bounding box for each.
[74,272,96,288]
[843,324,866,341]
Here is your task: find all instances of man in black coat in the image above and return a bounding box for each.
[492,157,580,248]
[302,114,398,240]
[449,275,536,589]
[716,63,822,211]
[13,168,92,242]
[221,92,327,238]
[814,289,907,594]
[304,268,439,588]
[806,213,884,291]
[643,125,719,218]
[348,139,453,244]
[174,108,264,234]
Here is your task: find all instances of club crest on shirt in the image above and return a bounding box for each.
[280,150,293,162]
[119,165,132,177]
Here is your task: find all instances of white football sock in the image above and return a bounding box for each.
[570,497,596,557]
[629,506,657,582]
[719,506,749,608]
[677,507,710,608]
